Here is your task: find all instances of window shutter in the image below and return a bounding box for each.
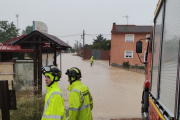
[125,34,134,42]
[158,0,180,116]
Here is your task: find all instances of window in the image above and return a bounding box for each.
[146,34,150,42]
[125,51,133,58]
[144,51,147,62]
[125,34,134,42]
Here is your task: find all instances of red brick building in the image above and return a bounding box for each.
[110,23,152,65]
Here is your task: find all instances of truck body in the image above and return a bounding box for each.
[138,0,180,119]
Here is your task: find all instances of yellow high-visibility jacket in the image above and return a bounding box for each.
[90,56,93,63]
[68,80,93,120]
[41,82,66,120]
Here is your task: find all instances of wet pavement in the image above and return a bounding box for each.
[45,53,144,119]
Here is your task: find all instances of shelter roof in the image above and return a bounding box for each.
[11,30,71,49]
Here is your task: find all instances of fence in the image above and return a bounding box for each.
[0,80,69,120]
[83,48,110,60]
[111,63,145,74]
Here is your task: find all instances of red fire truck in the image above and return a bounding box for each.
[136,0,180,120]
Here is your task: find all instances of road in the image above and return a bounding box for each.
[43,53,144,119]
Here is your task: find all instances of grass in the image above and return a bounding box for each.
[0,90,45,120]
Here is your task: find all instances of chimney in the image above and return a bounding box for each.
[112,22,116,31]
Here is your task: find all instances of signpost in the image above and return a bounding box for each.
[0,80,17,120]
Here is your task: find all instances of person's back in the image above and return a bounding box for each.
[65,67,93,120]
[90,56,93,66]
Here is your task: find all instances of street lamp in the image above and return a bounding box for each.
[16,14,19,29]
[107,43,111,50]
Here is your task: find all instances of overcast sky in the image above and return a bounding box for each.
[0,0,158,47]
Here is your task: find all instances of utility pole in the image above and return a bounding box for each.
[77,41,78,51]
[67,41,69,53]
[83,30,85,47]
[16,14,19,29]
[122,15,128,25]
[75,40,78,53]
[83,30,85,59]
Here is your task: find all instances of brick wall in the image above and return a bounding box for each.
[110,33,149,65]
[101,50,110,60]
[84,49,91,59]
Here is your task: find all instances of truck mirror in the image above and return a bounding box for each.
[136,41,142,53]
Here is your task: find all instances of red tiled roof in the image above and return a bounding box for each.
[0,43,33,52]
[0,35,33,52]
[3,35,26,44]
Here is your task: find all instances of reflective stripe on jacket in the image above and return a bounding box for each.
[41,82,66,120]
[68,80,93,120]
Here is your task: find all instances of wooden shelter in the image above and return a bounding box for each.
[7,30,71,94]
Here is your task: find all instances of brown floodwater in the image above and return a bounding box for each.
[44,53,145,119]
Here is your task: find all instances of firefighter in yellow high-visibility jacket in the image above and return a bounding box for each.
[65,67,93,120]
[90,56,93,66]
[41,65,66,120]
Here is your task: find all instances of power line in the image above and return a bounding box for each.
[86,34,111,35]
[85,34,111,38]
[55,33,111,38]
[56,33,81,37]
[85,34,96,37]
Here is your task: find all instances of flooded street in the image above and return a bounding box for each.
[50,53,144,119]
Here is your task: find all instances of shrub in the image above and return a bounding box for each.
[131,65,136,68]
[123,61,130,67]
[138,66,145,69]
[111,63,118,66]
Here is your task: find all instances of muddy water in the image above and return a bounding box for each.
[45,53,144,119]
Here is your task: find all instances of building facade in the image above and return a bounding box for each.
[110,23,152,65]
